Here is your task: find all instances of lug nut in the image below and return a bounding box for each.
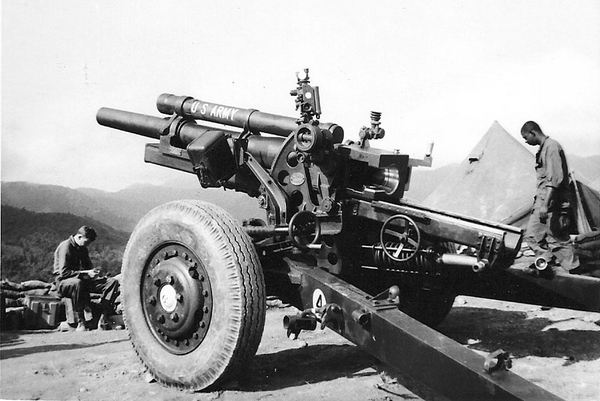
[203,306,209,314]
[203,290,209,297]
[177,294,184,303]
[171,313,179,322]
[158,315,166,324]
[153,278,161,286]
[167,275,175,285]
[148,296,157,306]
[193,332,199,339]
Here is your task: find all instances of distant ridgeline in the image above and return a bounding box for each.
[1,205,129,283]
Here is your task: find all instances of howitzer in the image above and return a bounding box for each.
[97,70,595,400]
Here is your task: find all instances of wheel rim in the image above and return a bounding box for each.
[141,242,212,355]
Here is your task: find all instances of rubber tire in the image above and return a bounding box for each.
[122,200,266,390]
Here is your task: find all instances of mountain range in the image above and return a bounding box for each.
[2,153,598,283]
[2,153,598,233]
[1,175,265,233]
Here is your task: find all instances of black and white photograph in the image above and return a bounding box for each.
[2,1,599,400]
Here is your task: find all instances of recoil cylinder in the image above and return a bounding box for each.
[371,242,436,271]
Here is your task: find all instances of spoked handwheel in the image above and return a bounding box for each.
[288,210,321,249]
[379,214,421,262]
[122,200,266,391]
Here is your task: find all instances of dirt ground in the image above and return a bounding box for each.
[1,296,599,401]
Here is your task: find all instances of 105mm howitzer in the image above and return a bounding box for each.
[97,70,581,400]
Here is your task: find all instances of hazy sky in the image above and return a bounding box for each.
[2,1,599,192]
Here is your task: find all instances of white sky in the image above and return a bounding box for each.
[2,0,599,192]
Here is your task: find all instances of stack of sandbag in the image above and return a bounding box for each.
[1,279,55,307]
[1,279,55,330]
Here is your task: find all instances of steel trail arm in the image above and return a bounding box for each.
[283,257,564,401]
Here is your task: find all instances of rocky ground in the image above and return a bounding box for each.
[1,296,599,401]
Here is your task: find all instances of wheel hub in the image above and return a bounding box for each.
[141,243,213,354]
[159,284,177,312]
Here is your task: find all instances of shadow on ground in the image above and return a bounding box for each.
[0,337,129,360]
[233,343,379,392]
[0,330,23,347]
[438,306,600,361]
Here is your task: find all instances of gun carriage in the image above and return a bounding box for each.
[97,70,597,400]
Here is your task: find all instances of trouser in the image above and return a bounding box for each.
[57,276,120,316]
[525,196,579,271]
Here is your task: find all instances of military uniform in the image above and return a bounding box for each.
[525,137,579,270]
[53,235,119,316]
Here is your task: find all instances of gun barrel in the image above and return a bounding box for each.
[157,94,298,137]
[97,107,168,140]
[156,93,344,141]
[96,107,285,168]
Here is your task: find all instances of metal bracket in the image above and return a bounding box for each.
[477,234,503,268]
[484,349,513,373]
[244,154,288,225]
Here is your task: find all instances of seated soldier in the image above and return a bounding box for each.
[53,226,120,331]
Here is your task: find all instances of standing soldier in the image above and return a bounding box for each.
[520,121,579,273]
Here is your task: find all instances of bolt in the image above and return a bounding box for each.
[167,275,175,285]
[148,296,157,306]
[155,259,160,265]
[183,252,189,260]
[177,294,184,303]
[174,340,179,346]
[193,332,199,339]
[203,306,209,314]
[199,275,205,282]
[185,339,190,346]
[153,278,161,286]
[158,315,166,324]
[203,290,209,297]
[171,313,179,322]
[200,321,206,328]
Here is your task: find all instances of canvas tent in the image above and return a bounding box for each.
[422,121,600,236]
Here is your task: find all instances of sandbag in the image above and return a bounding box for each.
[0,289,23,299]
[20,280,53,291]
[22,288,51,296]
[1,279,22,291]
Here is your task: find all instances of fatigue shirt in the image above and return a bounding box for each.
[53,236,93,280]
[535,137,570,208]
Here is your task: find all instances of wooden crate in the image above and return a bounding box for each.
[24,295,63,329]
